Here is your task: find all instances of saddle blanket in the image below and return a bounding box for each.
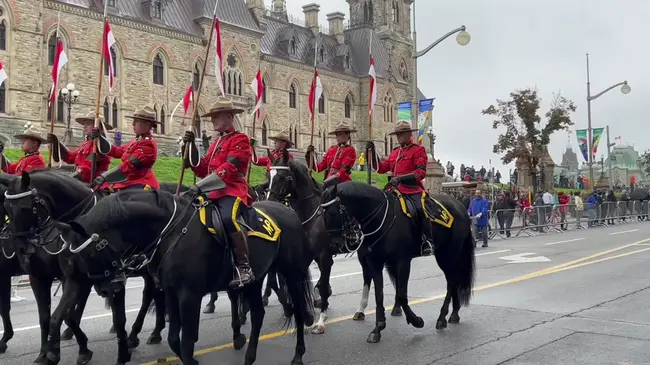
[395,191,454,229]
[197,196,281,242]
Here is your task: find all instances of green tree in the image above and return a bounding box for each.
[640,150,650,179]
[482,88,577,192]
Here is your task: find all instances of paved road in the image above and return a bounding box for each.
[2,221,650,365]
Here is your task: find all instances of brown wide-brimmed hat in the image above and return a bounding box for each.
[75,111,114,131]
[269,130,293,147]
[328,121,357,135]
[202,96,245,118]
[388,120,418,135]
[14,123,48,144]
[125,105,162,124]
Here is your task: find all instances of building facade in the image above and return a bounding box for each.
[0,0,424,155]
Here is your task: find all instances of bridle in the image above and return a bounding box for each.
[268,165,322,225]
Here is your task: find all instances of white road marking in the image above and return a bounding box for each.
[476,249,511,256]
[636,243,650,246]
[609,229,639,235]
[499,253,551,263]
[544,238,585,246]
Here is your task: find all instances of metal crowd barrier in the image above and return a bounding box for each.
[485,201,649,240]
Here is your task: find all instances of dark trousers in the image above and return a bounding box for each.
[497,211,514,237]
[215,196,250,235]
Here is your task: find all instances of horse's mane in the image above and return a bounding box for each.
[287,159,322,192]
[337,181,384,202]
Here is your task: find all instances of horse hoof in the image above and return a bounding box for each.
[366,332,381,343]
[233,334,247,350]
[291,359,304,365]
[391,306,403,317]
[61,328,74,341]
[313,298,322,308]
[408,316,425,329]
[46,351,60,364]
[449,314,460,324]
[33,353,47,364]
[262,297,269,307]
[146,334,162,345]
[0,340,7,354]
[127,337,140,349]
[76,350,93,365]
[311,325,325,335]
[352,312,365,321]
[203,305,215,314]
[435,319,447,329]
[108,325,116,334]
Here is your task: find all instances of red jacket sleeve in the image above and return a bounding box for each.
[2,157,18,174]
[315,147,332,173]
[108,144,125,159]
[119,139,157,175]
[191,142,214,178]
[23,155,46,172]
[64,148,79,165]
[337,146,357,178]
[377,149,397,174]
[213,133,251,182]
[412,146,428,182]
[253,155,270,167]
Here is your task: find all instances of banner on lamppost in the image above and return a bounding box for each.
[417,99,434,145]
[576,129,589,162]
[591,127,604,158]
[397,102,411,123]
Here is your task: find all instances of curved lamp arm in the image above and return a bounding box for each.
[588,81,628,101]
[415,26,466,58]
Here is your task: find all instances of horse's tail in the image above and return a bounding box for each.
[457,226,476,306]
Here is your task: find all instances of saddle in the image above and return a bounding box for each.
[196,195,281,243]
[392,191,454,229]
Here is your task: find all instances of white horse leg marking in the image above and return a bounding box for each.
[357,284,370,314]
[310,310,328,334]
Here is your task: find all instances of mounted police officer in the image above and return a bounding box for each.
[0,123,48,174]
[252,130,294,190]
[305,122,357,182]
[92,106,161,191]
[47,111,113,183]
[182,96,255,288]
[366,121,433,256]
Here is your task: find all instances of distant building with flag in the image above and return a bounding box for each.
[0,0,425,155]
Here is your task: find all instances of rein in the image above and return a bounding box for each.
[268,165,322,225]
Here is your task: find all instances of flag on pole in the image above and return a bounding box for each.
[49,40,68,102]
[182,86,193,115]
[249,70,263,119]
[103,20,117,90]
[615,136,621,142]
[308,70,322,121]
[213,17,225,96]
[0,61,7,87]
[368,35,377,116]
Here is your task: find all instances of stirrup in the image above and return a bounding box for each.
[230,266,253,288]
[421,236,434,256]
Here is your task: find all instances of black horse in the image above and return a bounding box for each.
[54,177,315,365]
[1,170,175,364]
[320,181,476,343]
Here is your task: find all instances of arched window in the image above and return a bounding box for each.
[384,134,388,155]
[318,92,325,114]
[160,106,166,135]
[392,1,400,23]
[112,99,118,128]
[47,33,58,66]
[390,135,394,150]
[383,95,395,123]
[293,125,298,145]
[344,53,351,69]
[261,118,268,146]
[153,54,164,85]
[318,46,324,62]
[152,104,158,133]
[289,82,297,108]
[262,77,267,103]
[321,129,327,152]
[223,52,243,96]
[56,90,64,122]
[103,97,110,125]
[0,82,5,113]
[192,62,201,90]
[289,37,296,55]
[363,1,374,23]
[104,47,118,77]
[289,125,293,143]
[344,95,352,118]
[0,20,6,51]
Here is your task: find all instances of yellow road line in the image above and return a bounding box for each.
[141,238,650,365]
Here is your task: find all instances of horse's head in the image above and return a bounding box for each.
[267,149,295,203]
[54,191,170,280]
[3,169,94,250]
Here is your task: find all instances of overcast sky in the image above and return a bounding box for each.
[284,0,648,180]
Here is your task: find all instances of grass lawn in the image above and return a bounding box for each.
[5,149,388,187]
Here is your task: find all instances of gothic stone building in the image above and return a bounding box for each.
[0,0,424,155]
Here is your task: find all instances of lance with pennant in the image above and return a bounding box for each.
[366,30,377,185]
[48,10,63,168]
[307,37,319,176]
[90,2,110,182]
[246,55,263,183]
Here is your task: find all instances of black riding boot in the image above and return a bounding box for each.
[420,218,434,256]
[229,231,255,288]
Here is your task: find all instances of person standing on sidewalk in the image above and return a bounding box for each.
[574,191,584,228]
[468,189,489,247]
[10,276,25,302]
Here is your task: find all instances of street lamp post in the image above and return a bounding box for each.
[411,0,470,152]
[585,53,630,190]
[60,82,80,143]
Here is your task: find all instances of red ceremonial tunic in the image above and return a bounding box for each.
[252,149,294,173]
[315,144,356,182]
[65,139,111,183]
[376,143,427,194]
[106,133,160,189]
[2,152,46,175]
[192,131,253,205]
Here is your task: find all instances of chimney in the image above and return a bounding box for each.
[302,3,320,35]
[247,0,265,24]
[326,12,345,44]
